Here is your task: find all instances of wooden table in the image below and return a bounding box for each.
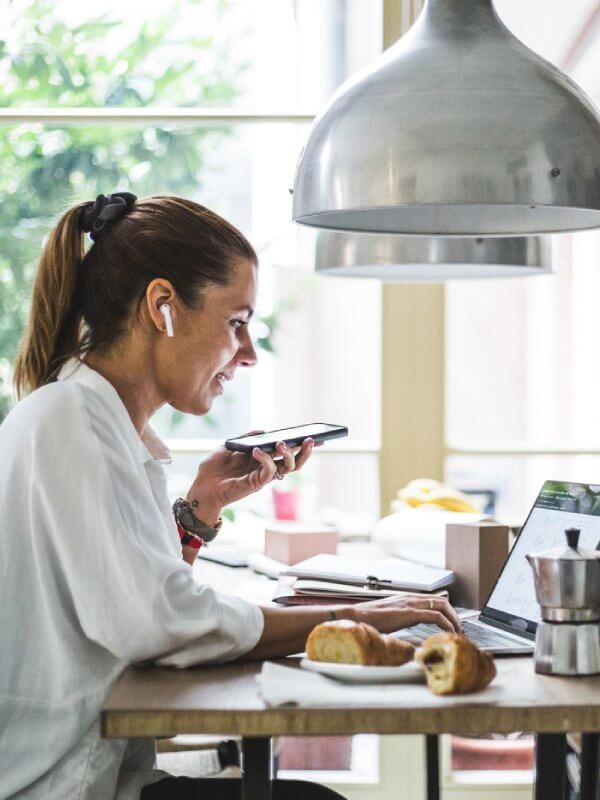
[102,655,600,800]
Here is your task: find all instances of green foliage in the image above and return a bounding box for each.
[254,292,302,354]
[0,0,257,423]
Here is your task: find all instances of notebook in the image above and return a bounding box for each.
[281,554,455,592]
[272,578,449,605]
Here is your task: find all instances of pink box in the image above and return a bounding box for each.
[264,522,338,566]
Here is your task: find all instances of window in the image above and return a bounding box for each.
[445,0,600,522]
[444,0,600,787]
[0,0,383,526]
[0,0,383,785]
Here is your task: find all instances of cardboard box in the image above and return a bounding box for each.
[445,521,509,609]
[265,522,338,566]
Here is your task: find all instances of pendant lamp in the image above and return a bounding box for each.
[313,232,552,281]
[292,0,600,236]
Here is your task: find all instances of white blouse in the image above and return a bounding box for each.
[0,359,264,799]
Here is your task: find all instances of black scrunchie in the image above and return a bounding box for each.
[79,192,137,242]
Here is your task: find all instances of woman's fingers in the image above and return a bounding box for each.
[359,605,458,635]
[274,441,296,477]
[406,597,462,633]
[360,594,461,633]
[273,437,318,478]
[293,438,315,471]
[403,608,456,633]
[225,433,318,494]
[357,594,461,633]
[250,447,277,486]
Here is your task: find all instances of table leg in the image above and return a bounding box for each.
[535,733,567,800]
[242,737,272,800]
[580,733,599,800]
[425,735,440,800]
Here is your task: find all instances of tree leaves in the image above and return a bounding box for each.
[0,0,247,420]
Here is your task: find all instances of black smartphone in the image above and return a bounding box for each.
[224,423,348,454]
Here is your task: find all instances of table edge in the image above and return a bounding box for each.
[101,705,600,739]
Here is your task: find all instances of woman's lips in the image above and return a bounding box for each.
[214,371,232,393]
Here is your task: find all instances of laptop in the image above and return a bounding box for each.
[399,480,600,655]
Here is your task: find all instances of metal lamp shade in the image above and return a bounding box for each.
[293,0,600,236]
[314,232,552,281]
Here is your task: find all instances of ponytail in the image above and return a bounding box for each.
[13,203,87,399]
[13,194,257,401]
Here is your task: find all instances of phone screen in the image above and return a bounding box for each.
[230,424,342,448]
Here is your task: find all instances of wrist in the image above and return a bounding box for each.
[173,497,223,545]
[330,605,358,622]
[184,492,222,527]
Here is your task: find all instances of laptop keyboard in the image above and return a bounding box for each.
[402,619,525,650]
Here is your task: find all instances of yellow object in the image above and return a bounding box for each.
[391,479,479,515]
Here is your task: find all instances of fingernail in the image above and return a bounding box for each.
[307,438,314,447]
[252,447,261,456]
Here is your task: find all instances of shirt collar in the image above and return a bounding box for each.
[56,357,172,465]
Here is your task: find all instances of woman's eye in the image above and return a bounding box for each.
[230,319,246,331]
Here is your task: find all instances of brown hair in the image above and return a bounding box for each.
[13,196,257,399]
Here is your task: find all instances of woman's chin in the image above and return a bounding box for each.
[170,396,213,416]
[193,398,213,415]
[199,398,213,414]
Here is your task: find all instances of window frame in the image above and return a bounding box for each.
[0,91,381,465]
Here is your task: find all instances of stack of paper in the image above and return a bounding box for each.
[273,554,454,605]
[272,579,448,605]
[282,554,454,591]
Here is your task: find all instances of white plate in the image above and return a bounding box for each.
[300,658,425,684]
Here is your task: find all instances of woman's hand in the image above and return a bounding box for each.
[185,430,316,522]
[351,594,462,635]
[240,596,461,662]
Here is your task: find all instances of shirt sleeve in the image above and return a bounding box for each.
[31,382,264,665]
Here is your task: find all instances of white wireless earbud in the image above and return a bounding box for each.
[159,303,174,338]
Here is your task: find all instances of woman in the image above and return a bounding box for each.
[0,193,460,800]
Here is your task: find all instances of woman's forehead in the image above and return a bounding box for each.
[206,259,257,308]
[227,258,257,298]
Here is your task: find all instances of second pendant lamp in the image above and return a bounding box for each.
[313,232,552,281]
[293,0,600,236]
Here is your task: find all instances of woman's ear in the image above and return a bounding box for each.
[145,279,177,334]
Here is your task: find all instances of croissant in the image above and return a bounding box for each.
[306,619,415,666]
[416,633,496,695]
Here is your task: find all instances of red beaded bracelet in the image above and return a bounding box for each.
[176,522,204,550]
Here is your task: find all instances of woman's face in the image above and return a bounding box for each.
[161,258,258,415]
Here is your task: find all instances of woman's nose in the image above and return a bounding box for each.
[238,329,258,366]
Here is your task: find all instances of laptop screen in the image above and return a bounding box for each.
[482,480,600,636]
